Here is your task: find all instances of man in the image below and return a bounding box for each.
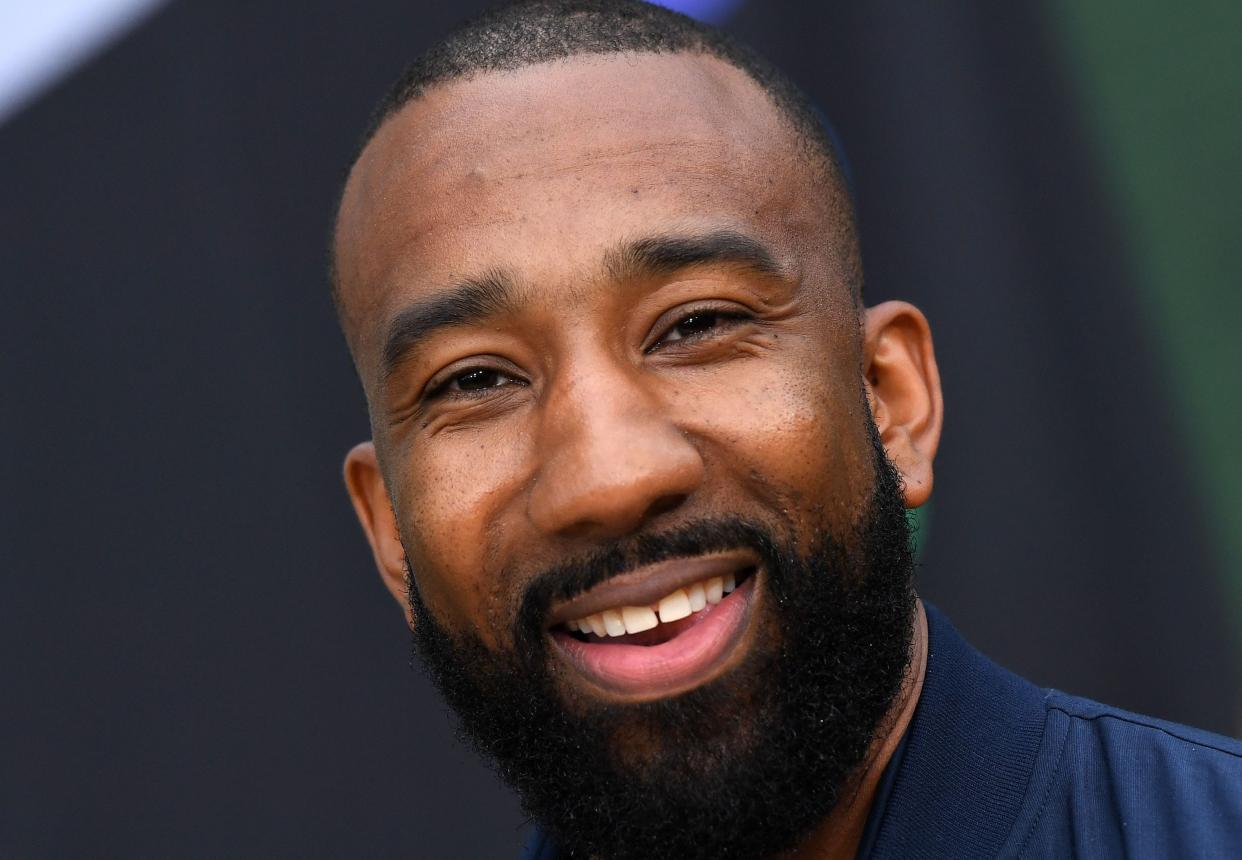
[331,2,1242,857]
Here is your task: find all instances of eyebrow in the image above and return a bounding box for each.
[606,229,790,282]
[377,229,790,386]
[379,268,516,383]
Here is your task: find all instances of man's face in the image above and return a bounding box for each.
[337,53,936,859]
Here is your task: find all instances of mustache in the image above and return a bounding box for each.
[514,516,783,644]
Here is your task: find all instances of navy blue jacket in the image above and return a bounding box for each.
[522,604,1242,858]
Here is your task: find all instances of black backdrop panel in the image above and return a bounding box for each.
[2,1,1235,856]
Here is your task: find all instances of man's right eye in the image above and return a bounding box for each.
[426,366,521,400]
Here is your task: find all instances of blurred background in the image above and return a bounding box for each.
[3,0,1240,856]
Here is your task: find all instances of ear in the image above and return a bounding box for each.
[862,301,943,509]
[344,441,414,625]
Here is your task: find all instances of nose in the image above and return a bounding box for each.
[528,364,704,540]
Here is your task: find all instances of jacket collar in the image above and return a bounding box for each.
[866,603,1048,857]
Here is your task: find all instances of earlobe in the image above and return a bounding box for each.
[343,441,415,625]
[862,302,943,509]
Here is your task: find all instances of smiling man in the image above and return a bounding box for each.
[331,2,1242,858]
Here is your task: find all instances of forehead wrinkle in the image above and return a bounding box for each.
[484,138,726,185]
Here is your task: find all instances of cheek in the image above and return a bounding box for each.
[391,429,532,647]
[679,352,873,539]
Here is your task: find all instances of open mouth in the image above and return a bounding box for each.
[546,552,761,699]
[562,566,753,644]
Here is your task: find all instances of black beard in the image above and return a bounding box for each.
[407,429,916,860]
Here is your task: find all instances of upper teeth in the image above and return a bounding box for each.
[566,572,737,637]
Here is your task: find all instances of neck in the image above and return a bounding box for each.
[779,599,928,860]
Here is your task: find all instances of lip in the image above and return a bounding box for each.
[545,549,760,628]
[549,569,760,700]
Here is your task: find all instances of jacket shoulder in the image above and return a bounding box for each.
[1008,690,1242,858]
[1046,689,1242,758]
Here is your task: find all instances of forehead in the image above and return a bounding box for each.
[335,52,836,373]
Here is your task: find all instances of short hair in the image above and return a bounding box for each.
[332,0,859,326]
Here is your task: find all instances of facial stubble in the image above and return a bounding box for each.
[405,424,916,860]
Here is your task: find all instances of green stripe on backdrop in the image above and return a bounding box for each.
[1051,2,1242,625]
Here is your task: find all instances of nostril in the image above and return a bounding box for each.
[548,489,693,541]
[643,493,688,522]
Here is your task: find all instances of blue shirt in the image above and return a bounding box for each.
[522,604,1242,858]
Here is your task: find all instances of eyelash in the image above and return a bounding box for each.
[423,363,525,403]
[647,306,753,353]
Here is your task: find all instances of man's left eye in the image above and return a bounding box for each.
[653,309,748,350]
[453,368,508,391]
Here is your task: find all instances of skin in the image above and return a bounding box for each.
[337,52,943,859]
